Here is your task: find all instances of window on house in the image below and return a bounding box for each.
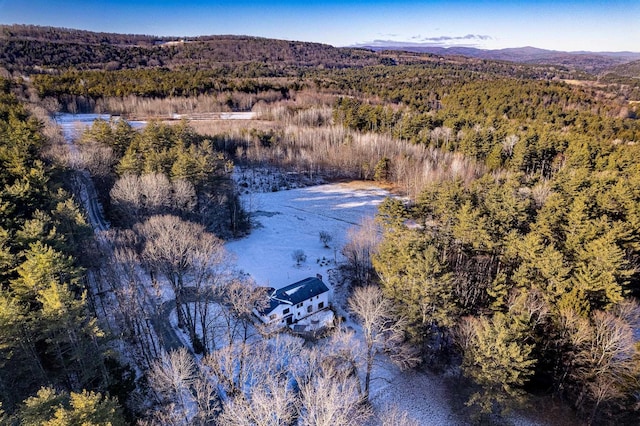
[318,302,324,309]
[283,308,290,314]
[307,305,313,313]
[297,303,303,308]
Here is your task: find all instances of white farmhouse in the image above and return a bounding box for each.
[254,276,331,326]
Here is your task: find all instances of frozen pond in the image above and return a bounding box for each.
[54,113,146,141]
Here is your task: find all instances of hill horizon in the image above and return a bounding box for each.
[3,23,639,57]
[3,23,639,76]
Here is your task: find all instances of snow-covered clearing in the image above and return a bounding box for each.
[227,181,389,289]
[55,113,147,140]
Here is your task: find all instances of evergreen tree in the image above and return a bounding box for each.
[18,387,125,426]
[563,233,631,314]
[374,228,457,343]
[458,311,537,416]
[11,241,81,301]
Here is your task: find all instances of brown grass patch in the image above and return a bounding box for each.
[333,179,397,192]
[166,119,281,136]
[562,79,606,88]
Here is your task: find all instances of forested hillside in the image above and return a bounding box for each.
[327,57,640,423]
[0,24,379,72]
[605,59,640,79]
[1,24,639,425]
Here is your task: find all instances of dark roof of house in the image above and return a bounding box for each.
[257,277,329,316]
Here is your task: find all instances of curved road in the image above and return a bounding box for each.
[153,288,210,352]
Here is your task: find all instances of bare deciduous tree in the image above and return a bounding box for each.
[211,278,265,351]
[171,179,197,212]
[111,174,197,225]
[146,347,218,426]
[139,173,172,211]
[342,218,381,288]
[292,249,307,266]
[298,373,370,426]
[191,373,220,426]
[319,230,333,248]
[136,215,228,349]
[348,286,419,401]
[78,141,117,178]
[98,229,159,367]
[378,404,420,426]
[320,327,364,396]
[203,342,253,398]
[501,134,519,157]
[110,174,145,224]
[218,375,296,426]
[560,300,640,422]
[147,348,196,425]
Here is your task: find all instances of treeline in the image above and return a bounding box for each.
[0,78,126,423]
[599,72,640,101]
[0,24,167,46]
[330,67,635,118]
[333,78,639,169]
[33,69,295,101]
[603,59,640,79]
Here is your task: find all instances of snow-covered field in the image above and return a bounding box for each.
[226,182,389,290]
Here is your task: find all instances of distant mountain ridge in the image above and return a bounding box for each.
[353,42,640,73]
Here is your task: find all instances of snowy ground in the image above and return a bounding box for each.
[226,181,389,290]
[54,113,147,140]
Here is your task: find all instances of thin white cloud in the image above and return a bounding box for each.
[377,32,400,38]
[354,34,493,48]
[418,34,492,43]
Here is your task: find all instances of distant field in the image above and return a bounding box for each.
[562,79,606,87]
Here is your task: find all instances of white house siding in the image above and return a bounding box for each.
[255,290,330,325]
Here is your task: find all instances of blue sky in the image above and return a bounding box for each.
[1,1,638,52]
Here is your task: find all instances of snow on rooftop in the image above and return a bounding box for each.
[284,285,304,296]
